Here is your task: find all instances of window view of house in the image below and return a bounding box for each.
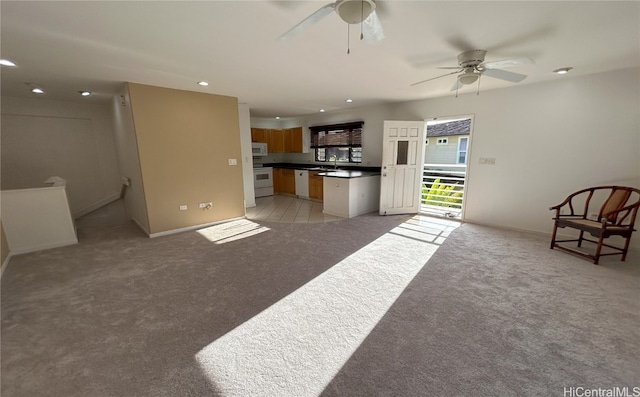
[422,118,471,219]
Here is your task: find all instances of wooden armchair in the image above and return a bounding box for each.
[550,186,640,264]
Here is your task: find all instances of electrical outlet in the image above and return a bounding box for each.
[199,202,213,210]
[588,212,599,220]
[228,158,237,165]
[179,205,187,211]
[479,157,496,165]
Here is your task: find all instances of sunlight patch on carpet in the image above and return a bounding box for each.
[196,219,270,244]
[195,215,459,396]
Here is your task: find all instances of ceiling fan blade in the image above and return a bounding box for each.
[361,11,385,43]
[482,68,527,83]
[411,70,461,87]
[437,66,463,70]
[277,2,336,42]
[480,57,534,70]
[450,79,463,92]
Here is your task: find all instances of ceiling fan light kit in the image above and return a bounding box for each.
[277,0,384,48]
[336,0,375,24]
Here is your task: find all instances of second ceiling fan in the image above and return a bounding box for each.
[412,50,535,93]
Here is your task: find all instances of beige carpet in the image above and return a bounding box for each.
[1,214,638,396]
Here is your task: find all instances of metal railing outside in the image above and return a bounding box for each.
[421,163,466,219]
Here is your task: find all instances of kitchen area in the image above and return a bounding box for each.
[250,123,382,220]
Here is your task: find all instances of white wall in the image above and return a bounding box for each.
[1,96,121,217]
[110,84,149,233]
[389,67,640,240]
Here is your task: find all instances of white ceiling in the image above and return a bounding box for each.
[1,1,639,119]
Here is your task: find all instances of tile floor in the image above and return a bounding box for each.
[246,195,345,223]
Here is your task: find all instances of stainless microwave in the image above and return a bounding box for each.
[251,142,268,156]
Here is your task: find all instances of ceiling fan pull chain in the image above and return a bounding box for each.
[477,74,481,95]
[360,0,364,40]
[347,24,350,54]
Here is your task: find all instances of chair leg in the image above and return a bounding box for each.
[577,230,584,247]
[550,223,558,249]
[621,235,632,261]
[593,235,605,265]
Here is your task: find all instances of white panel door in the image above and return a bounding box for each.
[379,120,426,215]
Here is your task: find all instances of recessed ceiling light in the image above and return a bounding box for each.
[275,116,281,120]
[345,99,353,103]
[79,91,91,97]
[320,109,326,113]
[0,59,17,67]
[553,67,573,75]
[31,87,44,94]
[197,81,209,86]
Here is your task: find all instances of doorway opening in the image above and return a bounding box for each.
[420,116,473,220]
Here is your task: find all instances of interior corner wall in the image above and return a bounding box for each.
[388,67,640,242]
[0,96,121,217]
[239,103,256,208]
[127,83,244,235]
[1,220,10,270]
[111,84,150,233]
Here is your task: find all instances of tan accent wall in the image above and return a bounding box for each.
[1,219,10,266]
[127,83,244,235]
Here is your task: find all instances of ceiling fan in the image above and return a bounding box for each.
[277,0,385,50]
[411,50,534,93]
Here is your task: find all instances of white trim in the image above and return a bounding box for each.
[1,252,13,278]
[457,136,469,164]
[148,216,247,238]
[7,239,78,256]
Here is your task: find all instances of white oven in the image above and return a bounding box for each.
[253,167,273,197]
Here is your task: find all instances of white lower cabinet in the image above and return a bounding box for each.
[323,175,380,218]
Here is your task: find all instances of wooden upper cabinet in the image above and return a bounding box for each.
[251,127,305,153]
[270,129,285,153]
[284,127,304,153]
[251,128,268,143]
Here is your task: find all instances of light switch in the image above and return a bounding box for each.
[228,158,238,165]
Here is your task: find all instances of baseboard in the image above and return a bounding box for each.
[148,216,247,238]
[72,192,121,219]
[132,217,151,237]
[8,238,78,256]
[462,219,551,238]
[1,252,13,278]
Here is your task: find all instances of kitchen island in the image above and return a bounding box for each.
[318,170,381,218]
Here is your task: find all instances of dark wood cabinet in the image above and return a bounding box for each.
[309,171,323,201]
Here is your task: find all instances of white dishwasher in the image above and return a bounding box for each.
[295,169,309,199]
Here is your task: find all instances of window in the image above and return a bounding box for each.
[437,138,448,145]
[457,137,468,164]
[310,121,363,163]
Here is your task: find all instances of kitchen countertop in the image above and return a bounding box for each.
[316,170,381,179]
[262,162,381,175]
